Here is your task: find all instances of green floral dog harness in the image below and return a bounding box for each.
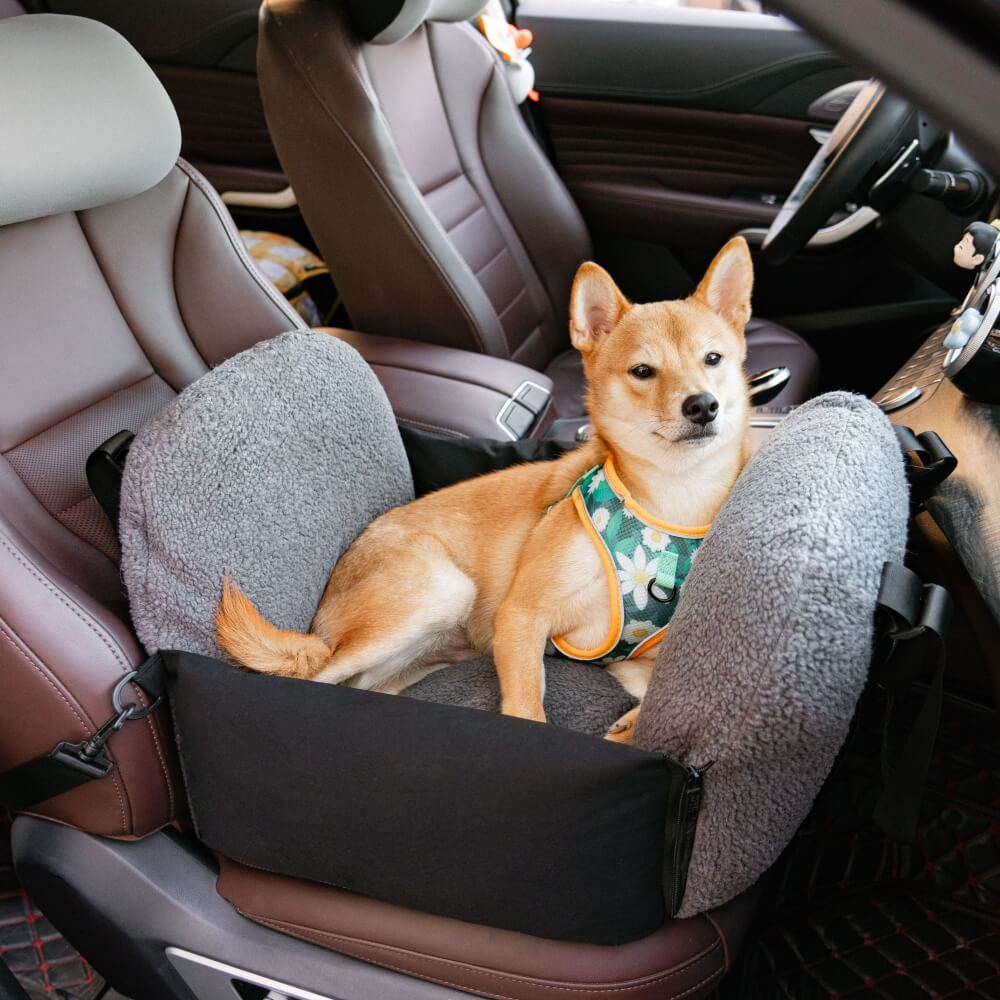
[551,459,709,663]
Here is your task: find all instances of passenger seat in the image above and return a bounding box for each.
[0,15,759,1000]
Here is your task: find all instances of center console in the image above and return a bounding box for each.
[874,245,1000,628]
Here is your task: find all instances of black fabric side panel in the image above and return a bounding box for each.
[399,425,576,497]
[164,651,670,945]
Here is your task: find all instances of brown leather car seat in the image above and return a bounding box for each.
[257,0,820,417]
[0,12,306,838]
[0,15,760,1000]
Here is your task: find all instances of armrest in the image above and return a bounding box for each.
[319,328,555,440]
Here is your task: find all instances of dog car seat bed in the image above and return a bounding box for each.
[120,331,909,946]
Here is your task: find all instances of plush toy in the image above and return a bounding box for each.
[477,0,537,105]
[944,219,1000,350]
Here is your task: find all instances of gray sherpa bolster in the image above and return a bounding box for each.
[120,331,414,658]
[635,392,908,918]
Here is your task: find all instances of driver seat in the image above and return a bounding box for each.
[257,0,820,416]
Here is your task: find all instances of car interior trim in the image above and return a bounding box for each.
[738,204,879,248]
[220,184,297,210]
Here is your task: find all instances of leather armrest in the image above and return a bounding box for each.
[318,328,555,440]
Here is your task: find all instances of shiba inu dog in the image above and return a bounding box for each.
[216,237,754,742]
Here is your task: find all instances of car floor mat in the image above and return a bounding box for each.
[725,690,1000,999]
[0,813,106,1000]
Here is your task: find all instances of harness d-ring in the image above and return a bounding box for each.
[647,578,676,605]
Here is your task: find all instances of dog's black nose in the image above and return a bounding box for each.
[682,393,719,426]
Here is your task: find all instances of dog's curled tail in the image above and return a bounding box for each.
[215,578,332,679]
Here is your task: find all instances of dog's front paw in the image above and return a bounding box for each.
[605,707,640,744]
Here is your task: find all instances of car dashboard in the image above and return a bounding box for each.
[875,285,1000,626]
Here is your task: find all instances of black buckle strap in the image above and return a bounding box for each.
[86,430,134,534]
[895,426,957,508]
[871,562,953,842]
[0,654,167,812]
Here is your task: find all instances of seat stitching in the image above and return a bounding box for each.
[423,24,515,356]
[421,171,465,199]
[0,619,128,833]
[243,911,723,995]
[1,393,177,819]
[74,214,159,377]
[175,159,306,333]
[268,9,491,354]
[702,910,730,970]
[471,56,562,352]
[474,243,508,277]
[0,620,90,730]
[0,535,133,674]
[444,202,487,235]
[0,532,159,831]
[56,493,109,520]
[397,417,467,439]
[496,286,527,323]
[1,373,164,457]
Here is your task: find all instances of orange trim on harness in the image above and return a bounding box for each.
[550,488,622,660]
[604,458,712,538]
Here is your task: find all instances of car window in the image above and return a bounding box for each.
[574,0,769,10]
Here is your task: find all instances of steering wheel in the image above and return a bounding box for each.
[761,81,915,264]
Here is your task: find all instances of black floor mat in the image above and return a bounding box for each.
[726,691,1000,999]
[0,814,105,1000]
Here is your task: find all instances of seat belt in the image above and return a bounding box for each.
[0,654,167,812]
[870,561,953,841]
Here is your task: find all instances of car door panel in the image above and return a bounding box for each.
[517,1,855,252]
[542,96,819,248]
[519,3,854,115]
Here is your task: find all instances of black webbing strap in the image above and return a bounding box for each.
[85,430,134,537]
[0,654,167,812]
[895,426,957,508]
[871,562,952,841]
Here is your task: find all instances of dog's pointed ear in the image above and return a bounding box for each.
[570,262,630,354]
[693,237,753,332]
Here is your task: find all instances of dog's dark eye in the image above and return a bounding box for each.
[629,364,655,380]
[704,352,722,367]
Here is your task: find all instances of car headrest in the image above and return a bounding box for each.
[0,14,181,227]
[350,0,486,45]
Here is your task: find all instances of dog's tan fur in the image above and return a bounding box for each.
[216,238,755,741]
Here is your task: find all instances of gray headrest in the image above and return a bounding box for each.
[354,0,486,45]
[0,14,181,226]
